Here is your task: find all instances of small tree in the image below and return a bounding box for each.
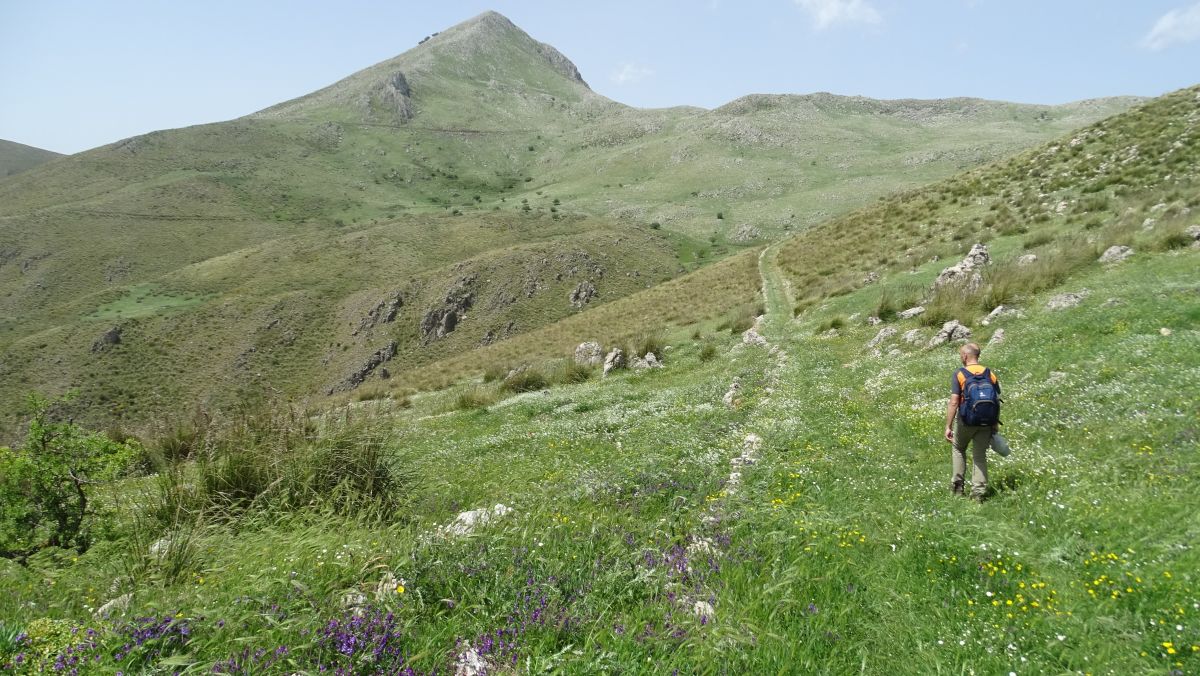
[0,394,138,559]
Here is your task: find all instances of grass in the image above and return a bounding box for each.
[1,245,1195,673]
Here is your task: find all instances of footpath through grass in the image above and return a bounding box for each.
[0,246,1196,673]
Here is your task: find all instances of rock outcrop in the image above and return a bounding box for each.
[354,292,403,335]
[602,348,625,376]
[927,320,972,348]
[933,243,990,290]
[91,326,122,353]
[866,326,897,349]
[898,306,925,319]
[440,504,513,537]
[1047,290,1089,310]
[1098,245,1134,264]
[1017,254,1039,266]
[341,341,398,390]
[569,280,597,308]
[421,275,476,343]
[574,341,603,367]
[630,352,663,370]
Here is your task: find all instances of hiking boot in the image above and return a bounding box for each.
[951,480,965,496]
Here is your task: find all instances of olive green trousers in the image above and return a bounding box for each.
[952,420,993,498]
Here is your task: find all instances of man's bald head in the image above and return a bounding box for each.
[960,343,981,361]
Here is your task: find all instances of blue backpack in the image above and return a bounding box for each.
[958,367,1000,426]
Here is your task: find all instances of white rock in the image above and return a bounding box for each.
[898,306,926,319]
[927,320,972,348]
[692,600,715,621]
[988,328,1006,346]
[1017,254,1038,266]
[743,433,763,451]
[1098,245,1134,264]
[1047,290,1089,310]
[442,504,512,537]
[602,348,625,377]
[455,648,489,676]
[1160,327,1173,336]
[573,341,603,367]
[742,328,768,347]
[867,315,882,326]
[94,593,132,619]
[722,380,741,408]
[902,328,924,345]
[866,326,897,349]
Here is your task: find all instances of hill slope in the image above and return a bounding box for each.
[0,11,1141,431]
[0,139,61,177]
[0,85,1195,674]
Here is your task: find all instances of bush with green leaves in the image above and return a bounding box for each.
[0,395,139,559]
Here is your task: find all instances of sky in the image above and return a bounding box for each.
[2,0,1199,154]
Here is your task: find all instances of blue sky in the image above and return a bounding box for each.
[2,0,1199,154]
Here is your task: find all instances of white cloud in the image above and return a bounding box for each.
[794,0,882,30]
[610,62,655,85]
[1142,2,1200,51]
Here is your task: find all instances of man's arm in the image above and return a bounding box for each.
[944,394,960,442]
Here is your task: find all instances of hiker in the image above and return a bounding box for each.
[943,342,1001,502]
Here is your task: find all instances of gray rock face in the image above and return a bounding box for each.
[742,327,768,347]
[863,271,881,285]
[933,243,990,290]
[866,326,897,349]
[988,328,1006,346]
[1098,245,1134,264]
[898,306,925,319]
[440,504,512,538]
[980,305,1016,326]
[569,280,597,308]
[421,275,476,343]
[342,341,398,391]
[91,326,122,353]
[1185,224,1200,244]
[631,352,664,370]
[927,320,972,348]
[902,328,924,344]
[723,379,741,408]
[1017,253,1039,266]
[574,341,603,367]
[1047,289,1089,310]
[602,348,625,377]
[730,223,762,243]
[369,71,414,122]
[355,292,404,335]
[867,315,882,326]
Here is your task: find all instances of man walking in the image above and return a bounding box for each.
[944,342,1001,502]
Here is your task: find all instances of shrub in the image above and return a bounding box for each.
[626,330,666,359]
[550,360,593,386]
[699,342,719,362]
[482,364,508,383]
[156,407,406,523]
[1,394,140,559]
[1023,231,1054,249]
[502,367,549,393]
[456,386,498,411]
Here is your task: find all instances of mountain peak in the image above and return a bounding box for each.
[253,10,592,123]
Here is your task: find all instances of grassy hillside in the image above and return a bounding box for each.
[0,84,1195,674]
[0,139,61,178]
[0,10,1141,432]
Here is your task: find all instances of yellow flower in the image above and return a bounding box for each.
[395,584,405,594]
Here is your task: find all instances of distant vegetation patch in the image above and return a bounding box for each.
[88,284,209,321]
